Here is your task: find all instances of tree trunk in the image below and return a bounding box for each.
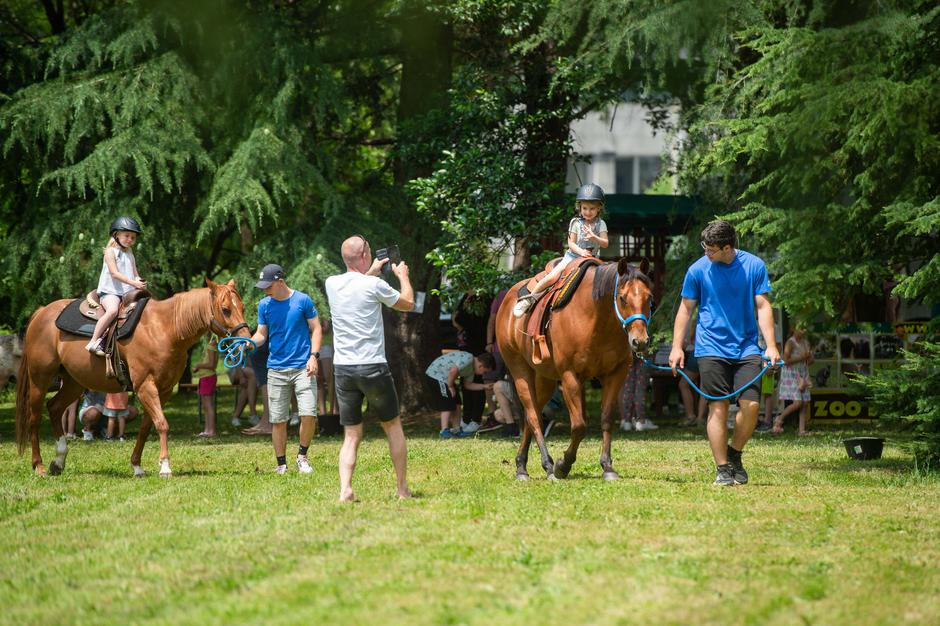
[386,8,453,412]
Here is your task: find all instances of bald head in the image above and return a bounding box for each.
[341,235,370,271]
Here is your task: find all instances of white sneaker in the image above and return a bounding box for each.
[231,417,242,428]
[274,464,288,475]
[83,431,94,441]
[635,419,659,431]
[460,421,480,434]
[289,414,300,427]
[248,414,260,426]
[620,419,633,431]
[296,455,313,474]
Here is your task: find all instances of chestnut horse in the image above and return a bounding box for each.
[496,258,652,481]
[15,280,251,477]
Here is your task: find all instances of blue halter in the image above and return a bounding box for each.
[612,272,651,332]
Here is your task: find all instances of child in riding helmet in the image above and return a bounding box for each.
[513,183,609,317]
[86,216,147,356]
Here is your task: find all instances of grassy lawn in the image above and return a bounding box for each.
[1,388,938,626]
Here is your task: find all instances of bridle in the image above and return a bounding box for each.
[612,272,654,333]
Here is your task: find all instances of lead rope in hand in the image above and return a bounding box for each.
[217,336,256,369]
[642,357,785,401]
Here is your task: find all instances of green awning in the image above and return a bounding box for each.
[591,194,699,234]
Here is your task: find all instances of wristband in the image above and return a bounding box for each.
[311,352,319,359]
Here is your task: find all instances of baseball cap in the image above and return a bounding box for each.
[255,263,285,289]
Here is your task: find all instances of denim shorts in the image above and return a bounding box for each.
[334,363,400,426]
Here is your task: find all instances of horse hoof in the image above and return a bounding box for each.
[547,473,558,482]
[34,465,47,477]
[516,473,530,482]
[553,460,570,479]
[48,462,63,476]
[132,465,145,477]
[602,471,620,481]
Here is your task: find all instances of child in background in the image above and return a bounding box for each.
[513,184,609,317]
[425,351,496,438]
[193,337,219,437]
[104,392,138,441]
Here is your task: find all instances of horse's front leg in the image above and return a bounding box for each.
[599,365,631,481]
[554,371,586,479]
[136,377,172,477]
[513,373,555,480]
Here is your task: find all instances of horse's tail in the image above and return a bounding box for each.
[15,311,39,456]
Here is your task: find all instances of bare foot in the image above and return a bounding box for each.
[798,430,814,437]
[241,427,272,436]
[339,489,358,503]
[398,489,413,499]
[196,431,215,438]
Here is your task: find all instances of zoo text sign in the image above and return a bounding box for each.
[810,390,876,421]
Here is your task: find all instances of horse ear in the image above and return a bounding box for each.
[226,279,236,289]
[204,277,216,289]
[639,257,650,276]
[616,257,631,276]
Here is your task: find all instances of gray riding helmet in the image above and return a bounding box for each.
[575,183,605,203]
[109,216,142,236]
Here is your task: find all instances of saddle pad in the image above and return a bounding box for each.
[552,258,601,310]
[54,297,150,340]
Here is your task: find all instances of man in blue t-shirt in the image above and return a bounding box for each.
[669,220,780,486]
[249,264,323,475]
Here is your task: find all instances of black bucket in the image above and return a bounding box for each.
[843,437,884,460]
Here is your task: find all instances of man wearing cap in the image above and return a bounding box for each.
[325,236,414,502]
[249,264,323,475]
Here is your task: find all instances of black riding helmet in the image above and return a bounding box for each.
[109,216,142,236]
[575,183,605,203]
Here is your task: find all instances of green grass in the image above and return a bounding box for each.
[1,389,939,625]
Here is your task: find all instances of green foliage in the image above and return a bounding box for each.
[679,2,940,319]
[858,341,940,468]
[0,0,403,326]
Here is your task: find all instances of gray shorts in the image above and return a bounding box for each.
[267,368,317,423]
[334,363,400,426]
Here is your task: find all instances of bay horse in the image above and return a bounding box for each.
[15,279,251,477]
[496,258,652,481]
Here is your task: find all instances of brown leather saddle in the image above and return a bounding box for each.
[521,256,601,364]
[54,289,151,390]
[79,289,150,324]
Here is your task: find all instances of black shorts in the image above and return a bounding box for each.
[334,363,400,426]
[697,355,763,403]
[425,375,461,411]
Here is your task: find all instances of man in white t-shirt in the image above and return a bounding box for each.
[325,235,415,502]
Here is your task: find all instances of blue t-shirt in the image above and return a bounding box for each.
[257,290,318,369]
[681,249,771,360]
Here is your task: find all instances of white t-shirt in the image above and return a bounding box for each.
[325,271,400,365]
[97,246,136,296]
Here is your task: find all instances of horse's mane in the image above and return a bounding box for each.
[592,262,652,300]
[172,288,212,341]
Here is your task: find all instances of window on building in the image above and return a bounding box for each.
[638,156,662,192]
[615,157,635,194]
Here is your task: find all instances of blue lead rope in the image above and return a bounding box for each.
[643,357,786,401]
[217,336,256,369]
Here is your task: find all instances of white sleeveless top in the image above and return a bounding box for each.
[97,246,136,296]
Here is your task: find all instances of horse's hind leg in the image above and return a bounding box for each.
[26,376,48,476]
[46,375,83,475]
[554,371,587,479]
[599,367,630,480]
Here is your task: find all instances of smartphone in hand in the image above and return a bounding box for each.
[376,245,400,276]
